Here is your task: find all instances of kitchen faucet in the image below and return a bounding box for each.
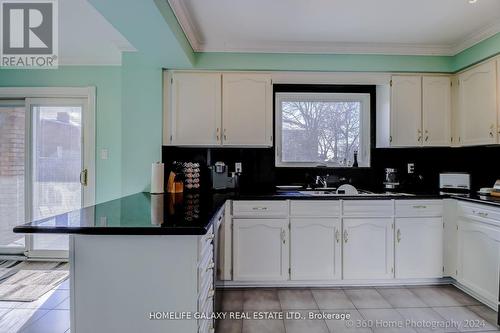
[315,174,329,188]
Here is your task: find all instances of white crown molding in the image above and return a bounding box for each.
[169,0,500,56]
[449,19,500,55]
[196,41,454,56]
[168,0,203,51]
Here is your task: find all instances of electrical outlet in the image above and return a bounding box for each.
[100,149,108,160]
[407,163,415,174]
[235,162,242,173]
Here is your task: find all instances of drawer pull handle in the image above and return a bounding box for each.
[343,230,349,243]
[335,229,340,243]
[397,229,402,243]
[473,210,488,218]
[412,205,427,209]
[252,207,268,210]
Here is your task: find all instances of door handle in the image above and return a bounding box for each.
[80,169,88,186]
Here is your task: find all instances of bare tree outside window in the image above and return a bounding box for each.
[276,93,370,167]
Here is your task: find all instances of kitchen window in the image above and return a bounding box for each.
[275,90,371,167]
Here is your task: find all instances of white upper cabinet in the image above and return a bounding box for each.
[390,76,422,147]
[169,72,222,146]
[422,76,451,146]
[458,61,498,146]
[498,59,500,144]
[222,73,272,146]
[165,71,272,147]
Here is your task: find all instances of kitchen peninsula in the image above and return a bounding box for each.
[14,191,500,332]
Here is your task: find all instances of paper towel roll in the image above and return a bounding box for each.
[151,162,164,194]
[150,194,164,225]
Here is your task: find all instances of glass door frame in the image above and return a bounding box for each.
[0,87,95,259]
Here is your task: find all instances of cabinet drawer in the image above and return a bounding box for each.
[232,201,288,218]
[343,200,393,217]
[395,200,443,217]
[290,200,340,217]
[457,202,500,225]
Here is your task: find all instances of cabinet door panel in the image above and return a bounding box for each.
[343,218,394,279]
[458,218,500,305]
[171,73,221,145]
[458,61,497,146]
[233,219,288,281]
[423,76,451,146]
[290,218,341,280]
[222,73,272,146]
[395,217,443,279]
[390,76,422,147]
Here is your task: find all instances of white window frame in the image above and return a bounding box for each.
[275,92,371,168]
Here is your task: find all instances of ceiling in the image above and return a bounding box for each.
[168,0,500,56]
[59,0,135,65]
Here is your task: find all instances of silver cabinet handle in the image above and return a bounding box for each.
[335,229,340,243]
[343,230,348,243]
[206,262,215,271]
[252,207,268,210]
[280,229,286,244]
[223,128,227,141]
[216,127,220,141]
[412,205,427,209]
[397,229,401,243]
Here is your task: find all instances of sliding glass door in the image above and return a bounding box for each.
[0,96,93,258]
[26,98,89,258]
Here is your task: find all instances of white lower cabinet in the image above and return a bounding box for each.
[290,218,341,280]
[395,217,443,279]
[232,218,289,281]
[342,218,394,280]
[458,215,500,305]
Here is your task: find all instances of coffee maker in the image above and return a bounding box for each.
[210,162,237,190]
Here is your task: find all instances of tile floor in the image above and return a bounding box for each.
[217,285,500,333]
[0,282,497,333]
[0,278,69,333]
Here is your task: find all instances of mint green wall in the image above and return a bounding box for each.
[120,54,163,196]
[452,33,500,72]
[194,53,454,72]
[0,66,123,203]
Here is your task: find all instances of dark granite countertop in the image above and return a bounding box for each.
[13,190,500,235]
